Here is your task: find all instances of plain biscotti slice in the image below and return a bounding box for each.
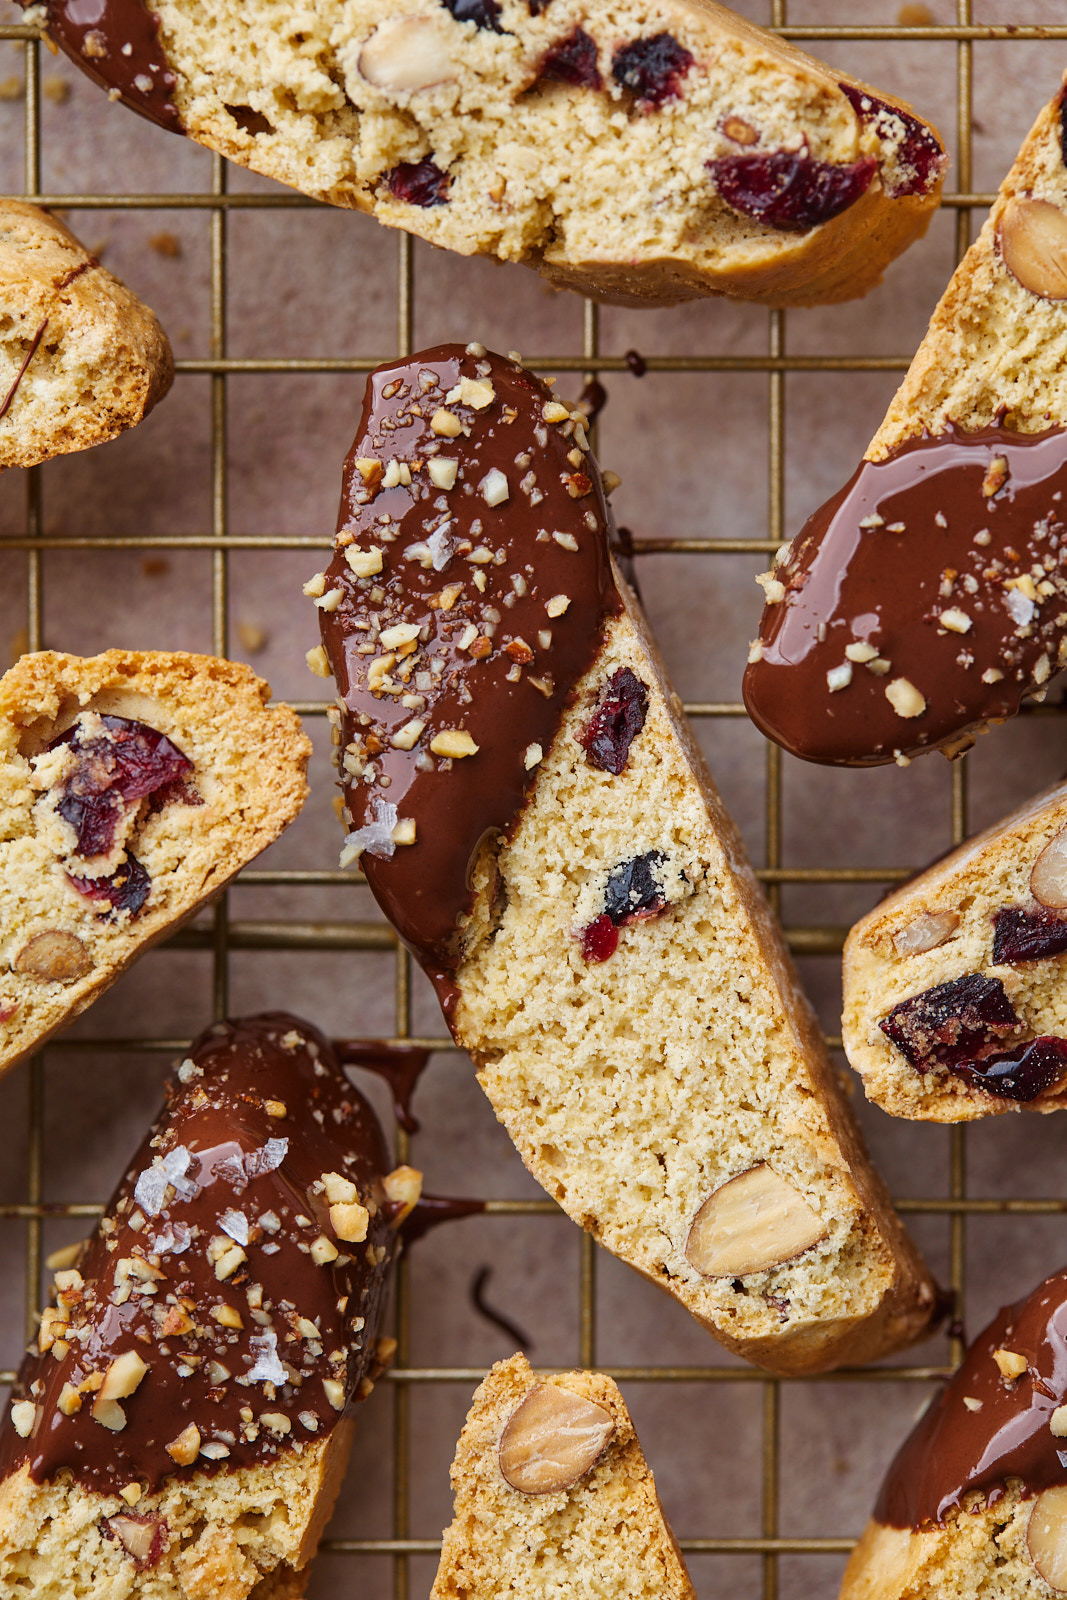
[843,780,1067,1123]
[315,342,940,1375]
[744,76,1067,766]
[32,0,944,307]
[0,1013,414,1600]
[0,201,172,470]
[431,1354,694,1600]
[0,651,310,1078]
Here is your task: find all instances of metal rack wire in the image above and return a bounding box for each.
[5,4,1067,1597]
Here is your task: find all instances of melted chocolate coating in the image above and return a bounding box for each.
[743,425,1067,766]
[318,345,621,1006]
[0,1014,397,1496]
[876,1267,1067,1529]
[30,0,181,133]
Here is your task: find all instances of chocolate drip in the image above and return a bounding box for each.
[400,1193,486,1247]
[33,0,181,133]
[332,1040,433,1134]
[318,344,621,1008]
[743,424,1067,766]
[0,1014,397,1496]
[876,1267,1067,1529]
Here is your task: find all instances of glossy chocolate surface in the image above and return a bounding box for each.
[0,1014,397,1495]
[876,1267,1067,1528]
[318,344,621,1001]
[743,424,1067,765]
[32,0,180,132]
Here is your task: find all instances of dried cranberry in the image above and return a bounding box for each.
[993,906,1067,965]
[224,104,273,137]
[538,28,601,89]
[528,0,551,11]
[953,1036,1067,1103]
[838,82,945,198]
[581,914,619,962]
[442,0,504,30]
[611,34,693,109]
[50,715,196,857]
[708,151,877,232]
[385,159,451,208]
[69,853,151,918]
[604,851,667,925]
[880,972,1019,1070]
[580,666,649,774]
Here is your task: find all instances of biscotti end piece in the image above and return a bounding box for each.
[0,1013,403,1599]
[431,1354,694,1600]
[743,79,1067,767]
[0,201,173,471]
[841,1265,1067,1600]
[843,780,1067,1122]
[0,651,311,1076]
[317,342,939,1375]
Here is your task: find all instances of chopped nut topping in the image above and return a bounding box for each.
[380,622,421,650]
[391,718,426,750]
[330,1200,370,1242]
[430,729,479,758]
[993,1347,1028,1381]
[542,401,570,424]
[213,1304,244,1329]
[755,571,785,605]
[428,458,458,490]
[546,594,570,618]
[982,455,1009,497]
[346,547,384,578]
[939,608,972,633]
[430,408,462,437]
[885,677,926,719]
[552,531,578,552]
[962,1395,983,1412]
[323,1377,346,1410]
[305,645,331,679]
[355,457,383,485]
[601,471,622,495]
[826,663,852,692]
[524,743,543,770]
[845,641,879,663]
[167,1422,202,1466]
[446,376,494,410]
[99,1350,148,1401]
[260,1412,292,1437]
[57,1383,82,1416]
[392,818,417,845]
[311,1235,339,1266]
[10,1400,35,1438]
[382,1164,423,1223]
[302,572,327,598]
[480,468,510,507]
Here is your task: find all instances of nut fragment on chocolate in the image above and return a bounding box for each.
[892,910,960,956]
[684,1164,827,1278]
[1029,1485,1067,1591]
[358,15,456,92]
[1031,826,1067,909]
[999,196,1067,301]
[13,930,91,983]
[498,1384,615,1494]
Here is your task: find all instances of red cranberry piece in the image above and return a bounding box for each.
[581,914,619,963]
[708,151,877,233]
[880,972,1019,1070]
[993,905,1067,964]
[442,0,504,30]
[952,1036,1067,1103]
[50,715,196,857]
[580,667,649,774]
[224,103,273,137]
[611,34,693,110]
[385,159,451,208]
[69,852,151,918]
[604,851,667,925]
[0,1003,16,1023]
[838,82,946,198]
[538,28,601,89]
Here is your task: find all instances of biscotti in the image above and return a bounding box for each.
[744,77,1067,766]
[0,652,310,1077]
[0,1012,418,1599]
[843,779,1067,1122]
[841,1265,1067,1600]
[1,202,172,471]
[313,341,940,1376]
[431,1353,694,1600]
[30,0,944,307]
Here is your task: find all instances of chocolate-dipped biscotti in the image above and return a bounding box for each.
[29,0,944,307]
[843,779,1067,1122]
[744,77,1067,767]
[1,202,172,470]
[431,1353,694,1600]
[312,341,940,1376]
[0,652,310,1077]
[0,1013,417,1598]
[842,1266,1067,1600]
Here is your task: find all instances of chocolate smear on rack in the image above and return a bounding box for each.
[28,0,181,132]
[318,343,621,1014]
[743,423,1067,765]
[469,1265,533,1350]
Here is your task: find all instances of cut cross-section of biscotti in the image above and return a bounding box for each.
[0,652,310,1077]
[0,1013,408,1600]
[0,202,172,470]
[843,780,1067,1122]
[744,76,1067,767]
[431,1354,694,1600]
[29,0,944,307]
[315,342,940,1375]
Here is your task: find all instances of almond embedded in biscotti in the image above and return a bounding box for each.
[685,1164,828,1278]
[498,1384,615,1494]
[358,16,456,92]
[14,930,91,983]
[1031,825,1067,909]
[1028,1485,1067,1591]
[999,196,1067,301]
[892,910,960,956]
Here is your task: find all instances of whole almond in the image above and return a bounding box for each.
[685,1164,828,1278]
[999,196,1067,301]
[498,1384,615,1494]
[1031,824,1067,909]
[14,930,91,983]
[359,16,456,93]
[1028,1485,1067,1590]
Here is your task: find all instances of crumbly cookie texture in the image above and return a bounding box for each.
[842,1492,1051,1600]
[0,202,173,470]
[431,1354,694,1600]
[0,652,310,1077]
[133,0,945,306]
[843,780,1067,1122]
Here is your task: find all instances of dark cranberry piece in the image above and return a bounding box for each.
[442,0,504,30]
[604,851,667,925]
[224,104,273,137]
[993,905,1067,964]
[580,666,649,774]
[69,853,151,918]
[50,715,196,857]
[385,159,451,208]
[539,28,601,89]
[880,972,1019,1070]
[837,82,946,198]
[708,151,877,233]
[953,1036,1067,1103]
[611,34,693,110]
[581,914,619,963]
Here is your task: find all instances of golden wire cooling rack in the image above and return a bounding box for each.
[4,3,1067,1597]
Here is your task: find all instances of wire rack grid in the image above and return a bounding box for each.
[4,3,1067,1597]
